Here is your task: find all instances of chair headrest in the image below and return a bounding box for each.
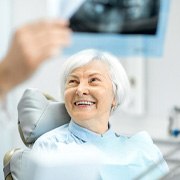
[18,88,71,146]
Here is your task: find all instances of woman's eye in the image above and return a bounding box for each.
[70,80,76,83]
[68,80,78,85]
[89,78,100,83]
[69,80,75,83]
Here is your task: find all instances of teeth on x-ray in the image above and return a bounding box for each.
[69,0,160,34]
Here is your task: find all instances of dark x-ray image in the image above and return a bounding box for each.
[69,0,160,35]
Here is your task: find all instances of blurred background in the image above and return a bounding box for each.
[0,0,180,179]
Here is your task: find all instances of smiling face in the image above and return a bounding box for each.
[64,61,116,133]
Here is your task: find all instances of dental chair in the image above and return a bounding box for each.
[3,88,71,180]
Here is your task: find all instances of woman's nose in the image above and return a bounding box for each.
[76,83,89,97]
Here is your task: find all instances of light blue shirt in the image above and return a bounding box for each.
[33,120,169,179]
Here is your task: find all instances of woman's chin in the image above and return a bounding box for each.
[72,113,95,122]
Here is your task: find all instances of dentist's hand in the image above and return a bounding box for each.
[0,20,71,97]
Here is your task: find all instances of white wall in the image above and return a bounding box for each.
[12,0,47,27]
[0,0,12,59]
[147,1,180,117]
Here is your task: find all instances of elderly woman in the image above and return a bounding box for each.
[33,49,168,179]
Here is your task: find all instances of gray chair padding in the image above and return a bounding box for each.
[17,88,71,146]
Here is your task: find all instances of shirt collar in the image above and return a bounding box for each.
[68,120,115,142]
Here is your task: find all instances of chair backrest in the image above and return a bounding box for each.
[3,88,71,179]
[18,88,71,146]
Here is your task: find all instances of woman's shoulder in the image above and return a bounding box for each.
[120,131,164,161]
[119,131,157,154]
[130,131,153,144]
[119,131,153,144]
[33,123,70,150]
[129,131,169,174]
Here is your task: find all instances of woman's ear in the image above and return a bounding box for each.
[111,97,117,112]
[112,96,116,107]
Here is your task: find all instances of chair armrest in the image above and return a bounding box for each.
[3,148,21,180]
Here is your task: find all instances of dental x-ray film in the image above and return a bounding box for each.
[51,0,169,57]
[67,0,160,35]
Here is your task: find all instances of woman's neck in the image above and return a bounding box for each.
[72,118,109,134]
